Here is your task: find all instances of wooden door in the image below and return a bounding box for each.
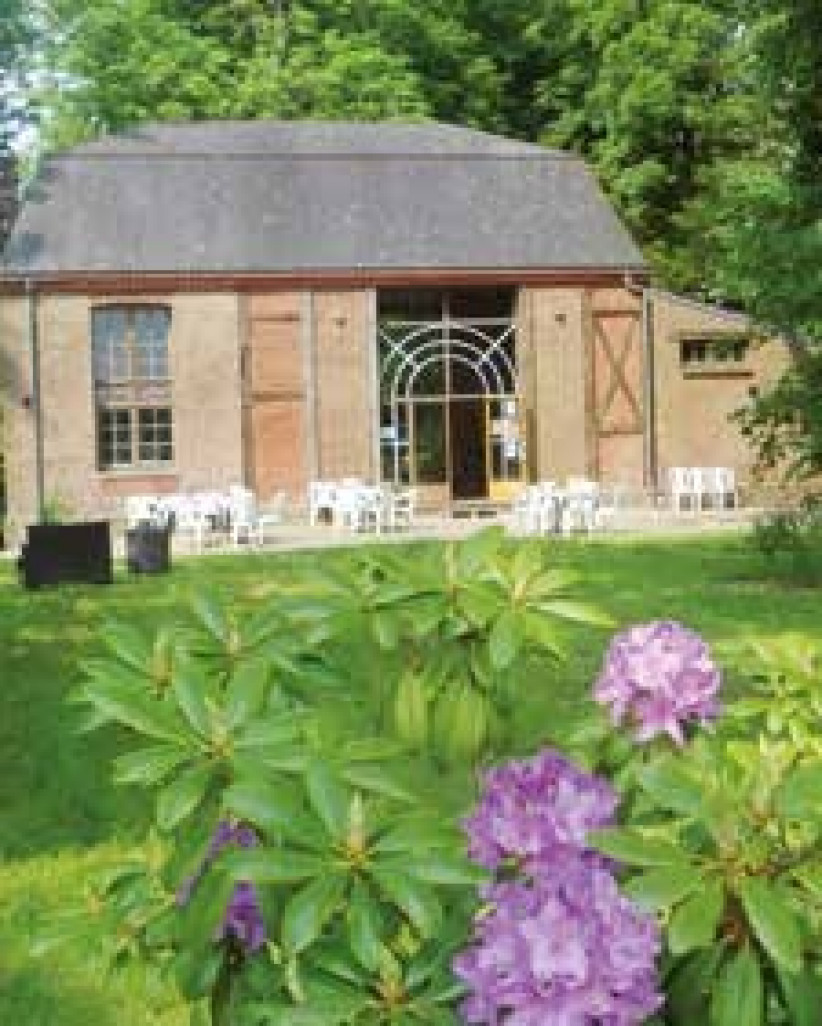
[589,294,645,485]
[244,294,307,500]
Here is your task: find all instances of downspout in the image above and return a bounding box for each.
[26,277,45,523]
[624,273,657,492]
[642,288,657,491]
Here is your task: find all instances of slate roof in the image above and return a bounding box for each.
[2,120,646,276]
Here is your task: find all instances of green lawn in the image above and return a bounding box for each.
[1,534,820,1025]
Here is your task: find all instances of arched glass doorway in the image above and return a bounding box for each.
[378,289,524,505]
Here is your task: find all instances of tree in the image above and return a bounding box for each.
[535,1,759,291]
[0,0,33,243]
[38,0,432,149]
[708,1,822,480]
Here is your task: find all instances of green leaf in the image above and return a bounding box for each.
[668,880,724,955]
[156,763,213,831]
[102,621,151,672]
[112,743,189,786]
[190,593,229,642]
[224,658,271,730]
[78,678,186,743]
[171,659,212,738]
[521,612,566,660]
[488,610,523,670]
[622,864,703,911]
[588,828,691,867]
[638,758,705,816]
[340,764,414,803]
[178,866,236,948]
[282,874,345,954]
[369,864,443,938]
[373,819,457,855]
[347,880,383,971]
[173,945,225,1001]
[222,849,326,885]
[233,713,304,751]
[775,761,822,818]
[777,967,822,1026]
[222,779,325,848]
[736,877,802,973]
[405,853,487,888]
[709,946,763,1026]
[372,612,399,651]
[533,598,613,628]
[666,947,723,1023]
[305,759,347,839]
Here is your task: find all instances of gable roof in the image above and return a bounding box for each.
[2,120,646,278]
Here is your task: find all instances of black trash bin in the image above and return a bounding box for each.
[126,522,171,574]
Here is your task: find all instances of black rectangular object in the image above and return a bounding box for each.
[126,524,171,574]
[20,521,113,588]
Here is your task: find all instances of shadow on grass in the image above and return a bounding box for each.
[0,967,122,1026]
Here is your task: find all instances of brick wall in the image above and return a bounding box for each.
[0,291,243,541]
[651,293,791,493]
[518,287,589,482]
[0,295,36,539]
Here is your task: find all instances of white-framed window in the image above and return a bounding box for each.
[92,306,173,470]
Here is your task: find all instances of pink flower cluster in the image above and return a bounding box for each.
[178,820,266,955]
[594,620,721,744]
[462,749,618,872]
[455,750,661,1026]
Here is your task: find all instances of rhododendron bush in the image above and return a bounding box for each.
[46,534,822,1025]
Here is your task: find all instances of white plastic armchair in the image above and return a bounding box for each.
[174,495,210,553]
[708,467,738,509]
[308,482,338,526]
[561,478,600,535]
[125,494,160,528]
[385,486,417,531]
[229,487,284,547]
[668,467,696,512]
[511,486,542,534]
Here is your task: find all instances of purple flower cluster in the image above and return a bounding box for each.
[455,750,661,1026]
[178,820,266,955]
[593,620,721,745]
[462,750,618,872]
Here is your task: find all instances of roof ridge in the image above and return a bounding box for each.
[49,150,579,163]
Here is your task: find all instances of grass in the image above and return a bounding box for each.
[1,532,820,1024]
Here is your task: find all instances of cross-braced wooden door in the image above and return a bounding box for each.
[589,300,645,485]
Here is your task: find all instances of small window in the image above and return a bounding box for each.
[679,336,750,371]
[92,306,173,470]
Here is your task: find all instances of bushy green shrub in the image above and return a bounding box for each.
[41,533,822,1025]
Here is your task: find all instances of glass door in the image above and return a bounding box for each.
[486,397,525,500]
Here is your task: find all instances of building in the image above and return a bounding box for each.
[0,120,789,537]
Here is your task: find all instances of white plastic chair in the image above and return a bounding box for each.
[512,486,541,534]
[709,467,737,509]
[386,487,417,531]
[359,486,388,534]
[668,467,695,512]
[308,482,338,526]
[125,494,160,528]
[174,495,209,553]
[690,468,709,511]
[536,482,562,534]
[229,487,284,547]
[561,479,600,534]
